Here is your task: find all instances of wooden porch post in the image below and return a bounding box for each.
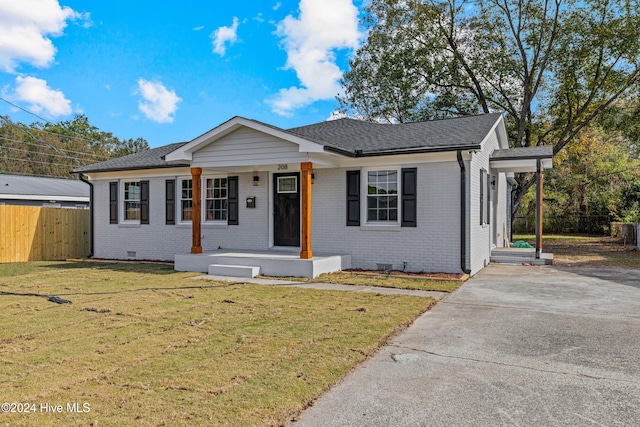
[300,162,313,259]
[535,159,543,259]
[191,167,202,254]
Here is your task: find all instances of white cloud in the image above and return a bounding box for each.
[210,17,239,56]
[136,79,182,123]
[193,25,204,31]
[0,0,90,72]
[273,2,282,11]
[269,0,362,116]
[12,75,72,117]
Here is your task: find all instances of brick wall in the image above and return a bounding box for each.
[310,162,461,273]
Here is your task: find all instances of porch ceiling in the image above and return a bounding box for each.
[490,146,553,172]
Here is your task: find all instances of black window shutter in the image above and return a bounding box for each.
[480,169,485,225]
[140,180,150,224]
[166,179,175,225]
[346,170,360,226]
[401,168,417,227]
[228,176,239,225]
[109,181,118,224]
[487,173,491,225]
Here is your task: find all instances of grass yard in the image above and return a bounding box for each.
[311,271,465,292]
[0,262,433,426]
[514,234,639,268]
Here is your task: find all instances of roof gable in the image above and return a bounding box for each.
[164,116,325,163]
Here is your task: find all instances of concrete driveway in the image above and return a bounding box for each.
[293,263,640,426]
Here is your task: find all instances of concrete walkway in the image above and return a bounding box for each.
[196,274,448,299]
[292,263,640,426]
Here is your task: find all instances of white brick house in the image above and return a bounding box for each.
[74,113,552,277]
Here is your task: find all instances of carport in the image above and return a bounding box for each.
[490,146,553,260]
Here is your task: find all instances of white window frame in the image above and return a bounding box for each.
[361,167,401,226]
[178,177,193,224]
[276,176,297,194]
[121,180,141,223]
[204,175,229,224]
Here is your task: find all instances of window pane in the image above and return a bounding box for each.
[182,200,192,221]
[125,202,140,220]
[204,177,228,221]
[124,182,140,201]
[278,177,297,193]
[366,170,399,223]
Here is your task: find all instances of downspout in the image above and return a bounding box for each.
[457,151,471,274]
[78,173,94,258]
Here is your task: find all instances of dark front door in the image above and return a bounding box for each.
[274,173,300,246]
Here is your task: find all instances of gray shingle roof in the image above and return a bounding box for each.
[0,174,89,199]
[491,146,553,160]
[286,113,503,154]
[73,142,189,173]
[72,113,504,173]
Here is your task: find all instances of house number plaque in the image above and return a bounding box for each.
[277,164,288,170]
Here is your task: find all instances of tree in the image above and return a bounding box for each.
[338,0,640,224]
[0,114,149,178]
[538,125,640,232]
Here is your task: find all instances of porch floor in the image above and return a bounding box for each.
[174,249,351,279]
[490,248,553,266]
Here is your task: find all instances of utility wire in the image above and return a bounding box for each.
[0,136,110,159]
[0,116,86,165]
[1,156,80,168]
[0,145,100,161]
[0,96,124,149]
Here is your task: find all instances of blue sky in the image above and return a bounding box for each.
[0,0,365,147]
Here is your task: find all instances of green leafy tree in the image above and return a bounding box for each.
[0,114,149,178]
[339,0,640,225]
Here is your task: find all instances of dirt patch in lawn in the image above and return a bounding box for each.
[514,234,639,269]
[344,269,465,280]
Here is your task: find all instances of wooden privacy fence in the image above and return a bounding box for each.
[0,205,90,262]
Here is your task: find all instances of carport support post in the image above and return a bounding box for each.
[300,162,313,259]
[191,167,202,254]
[535,159,543,259]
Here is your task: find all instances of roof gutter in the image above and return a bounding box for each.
[356,144,481,157]
[77,173,94,258]
[322,145,357,157]
[73,163,190,175]
[457,151,471,274]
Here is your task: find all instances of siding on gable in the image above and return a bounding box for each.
[191,128,310,168]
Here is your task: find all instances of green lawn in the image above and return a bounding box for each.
[514,234,639,268]
[0,262,433,426]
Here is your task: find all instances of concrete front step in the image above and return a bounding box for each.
[208,264,260,278]
[490,252,553,266]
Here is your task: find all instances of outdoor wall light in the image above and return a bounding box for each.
[311,173,315,184]
[253,174,260,186]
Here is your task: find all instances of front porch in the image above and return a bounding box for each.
[175,249,352,278]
